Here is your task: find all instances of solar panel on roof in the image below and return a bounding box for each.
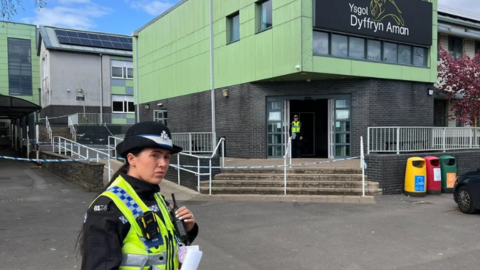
[55,30,67,36]
[57,35,70,43]
[77,32,89,39]
[54,28,132,51]
[66,31,78,38]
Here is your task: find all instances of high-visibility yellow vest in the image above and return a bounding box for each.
[291,121,301,133]
[94,175,180,270]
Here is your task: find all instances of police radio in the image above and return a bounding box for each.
[170,193,189,244]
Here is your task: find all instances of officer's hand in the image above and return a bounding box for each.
[176,206,196,232]
[300,136,303,140]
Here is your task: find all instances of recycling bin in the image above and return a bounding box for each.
[424,156,441,195]
[404,157,427,197]
[439,155,457,193]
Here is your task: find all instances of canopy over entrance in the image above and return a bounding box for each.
[0,95,41,120]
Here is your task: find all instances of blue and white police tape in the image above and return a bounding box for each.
[170,156,363,169]
[0,155,126,162]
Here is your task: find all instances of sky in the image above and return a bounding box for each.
[2,0,480,36]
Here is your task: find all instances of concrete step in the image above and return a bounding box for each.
[221,168,362,174]
[200,180,379,189]
[214,173,365,181]
[200,187,382,196]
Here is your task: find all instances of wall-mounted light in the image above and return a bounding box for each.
[222,89,229,98]
[145,104,150,110]
[157,103,163,107]
[428,89,434,96]
[78,88,83,94]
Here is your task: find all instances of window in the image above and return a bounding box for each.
[312,31,428,67]
[112,95,135,113]
[331,34,348,57]
[367,40,381,61]
[257,0,272,32]
[111,60,133,79]
[383,42,398,63]
[154,110,168,126]
[313,31,329,55]
[413,47,428,66]
[227,12,240,43]
[398,44,412,65]
[448,36,463,60]
[8,38,32,95]
[348,37,365,59]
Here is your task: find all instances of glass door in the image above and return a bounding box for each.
[334,99,351,157]
[267,100,284,158]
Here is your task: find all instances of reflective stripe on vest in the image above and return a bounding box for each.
[100,176,179,270]
[121,253,167,267]
[292,121,301,133]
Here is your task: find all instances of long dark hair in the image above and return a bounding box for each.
[75,148,142,258]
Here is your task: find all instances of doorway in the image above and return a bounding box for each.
[290,100,329,158]
[434,99,447,127]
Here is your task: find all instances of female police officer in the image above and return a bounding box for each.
[77,121,199,270]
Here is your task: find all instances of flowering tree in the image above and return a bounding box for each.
[1,0,47,20]
[437,45,480,127]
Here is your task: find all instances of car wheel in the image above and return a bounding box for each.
[457,186,476,214]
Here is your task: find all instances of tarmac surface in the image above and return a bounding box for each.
[1,150,480,270]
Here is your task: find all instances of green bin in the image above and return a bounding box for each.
[439,156,457,193]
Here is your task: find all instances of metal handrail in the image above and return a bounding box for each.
[54,136,113,180]
[45,116,52,142]
[282,137,292,195]
[107,136,124,159]
[68,116,76,141]
[173,138,225,194]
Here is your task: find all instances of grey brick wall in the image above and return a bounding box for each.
[140,78,434,158]
[365,150,480,194]
[41,105,111,125]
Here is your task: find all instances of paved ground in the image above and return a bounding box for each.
[1,150,479,270]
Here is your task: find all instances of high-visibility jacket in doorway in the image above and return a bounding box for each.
[291,121,302,134]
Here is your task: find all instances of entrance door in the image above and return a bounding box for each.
[267,100,284,158]
[328,99,335,159]
[289,112,315,156]
[434,99,447,127]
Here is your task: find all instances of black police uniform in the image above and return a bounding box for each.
[81,173,199,270]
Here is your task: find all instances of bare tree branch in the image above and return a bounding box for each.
[1,0,47,20]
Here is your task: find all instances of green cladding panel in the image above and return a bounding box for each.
[135,0,437,103]
[0,21,40,105]
[135,0,303,103]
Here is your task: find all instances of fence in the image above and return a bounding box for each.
[171,132,214,154]
[53,136,113,180]
[69,113,121,125]
[368,127,480,154]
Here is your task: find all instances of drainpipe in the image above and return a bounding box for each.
[209,0,217,147]
[134,33,140,123]
[99,53,103,124]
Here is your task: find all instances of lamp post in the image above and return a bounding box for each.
[209,0,217,148]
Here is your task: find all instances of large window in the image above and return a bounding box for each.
[448,36,463,60]
[111,60,133,79]
[154,110,168,126]
[257,0,272,32]
[313,31,428,67]
[112,95,135,113]
[8,38,32,95]
[227,12,240,44]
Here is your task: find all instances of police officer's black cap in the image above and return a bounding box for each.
[116,121,183,158]
[294,115,299,118]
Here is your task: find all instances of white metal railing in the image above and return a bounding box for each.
[368,127,480,154]
[171,132,214,153]
[45,116,53,142]
[68,116,77,141]
[107,136,125,159]
[173,138,225,194]
[283,137,292,195]
[69,113,118,125]
[54,136,113,180]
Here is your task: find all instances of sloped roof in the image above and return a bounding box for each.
[37,25,133,57]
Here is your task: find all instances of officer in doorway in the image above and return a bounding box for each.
[290,115,303,158]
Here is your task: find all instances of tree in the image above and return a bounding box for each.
[437,45,480,127]
[1,0,47,20]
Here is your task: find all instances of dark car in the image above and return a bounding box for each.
[453,168,480,214]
